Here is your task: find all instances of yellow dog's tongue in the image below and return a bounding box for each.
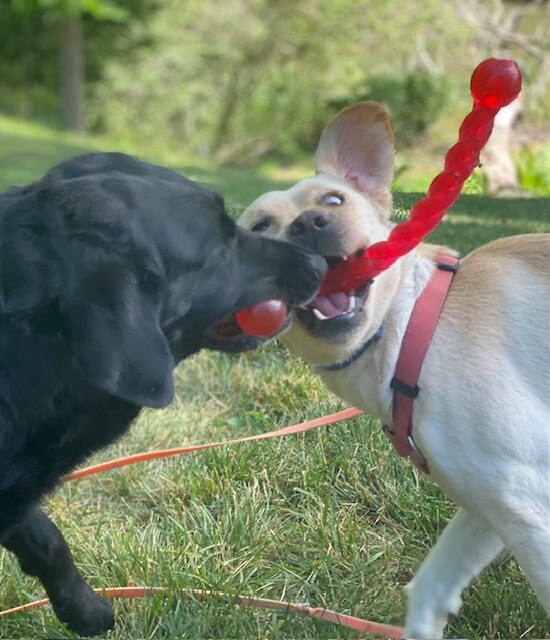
[310,292,350,318]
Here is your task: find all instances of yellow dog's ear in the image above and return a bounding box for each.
[315,101,394,210]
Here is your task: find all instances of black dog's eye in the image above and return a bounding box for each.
[322,193,344,206]
[251,218,271,232]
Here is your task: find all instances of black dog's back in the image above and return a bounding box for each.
[44,151,201,185]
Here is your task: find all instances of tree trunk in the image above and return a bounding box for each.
[481,96,523,196]
[59,15,84,131]
[212,69,241,155]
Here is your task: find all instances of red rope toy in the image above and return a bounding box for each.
[236,58,522,334]
[319,57,521,295]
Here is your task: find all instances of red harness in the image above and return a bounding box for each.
[386,255,459,473]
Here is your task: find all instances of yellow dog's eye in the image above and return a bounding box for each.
[323,193,344,206]
[251,218,271,232]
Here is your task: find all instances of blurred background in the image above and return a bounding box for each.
[0,0,548,203]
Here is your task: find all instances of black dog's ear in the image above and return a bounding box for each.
[61,262,175,408]
[0,190,59,313]
[1,182,175,408]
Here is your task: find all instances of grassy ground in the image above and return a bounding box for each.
[0,118,549,639]
[0,116,302,207]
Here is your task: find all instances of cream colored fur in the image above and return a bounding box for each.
[239,102,550,638]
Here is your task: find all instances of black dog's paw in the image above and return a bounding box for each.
[51,585,114,637]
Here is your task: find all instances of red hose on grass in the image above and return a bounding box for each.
[0,408,403,637]
[0,586,403,637]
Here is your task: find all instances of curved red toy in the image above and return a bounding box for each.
[235,59,521,335]
[318,58,522,296]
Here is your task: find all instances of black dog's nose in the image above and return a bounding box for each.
[289,210,332,236]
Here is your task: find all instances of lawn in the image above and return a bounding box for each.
[0,118,549,639]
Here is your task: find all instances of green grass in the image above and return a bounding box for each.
[0,115,299,206]
[0,118,549,639]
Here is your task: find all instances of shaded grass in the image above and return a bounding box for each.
[0,116,297,205]
[0,117,549,639]
[0,116,94,193]
[395,192,550,255]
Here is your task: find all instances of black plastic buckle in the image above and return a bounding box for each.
[390,377,420,398]
[436,260,459,273]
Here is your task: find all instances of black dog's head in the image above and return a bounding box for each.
[0,152,325,409]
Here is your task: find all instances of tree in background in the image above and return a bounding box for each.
[90,0,547,165]
[58,3,85,131]
[1,0,158,130]
[457,0,549,194]
[90,0,468,162]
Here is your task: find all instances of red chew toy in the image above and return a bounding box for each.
[319,58,522,296]
[235,300,288,337]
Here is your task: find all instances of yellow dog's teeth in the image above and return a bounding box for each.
[313,308,330,321]
[311,295,358,321]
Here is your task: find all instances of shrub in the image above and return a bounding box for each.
[329,71,453,149]
[515,144,550,196]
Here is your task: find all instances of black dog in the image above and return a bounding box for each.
[0,152,325,636]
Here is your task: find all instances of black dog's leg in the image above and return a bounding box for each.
[1,507,114,636]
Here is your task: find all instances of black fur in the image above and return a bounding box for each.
[0,152,324,635]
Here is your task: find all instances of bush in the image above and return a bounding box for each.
[515,144,550,196]
[329,71,453,149]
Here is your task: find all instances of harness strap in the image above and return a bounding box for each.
[386,254,459,473]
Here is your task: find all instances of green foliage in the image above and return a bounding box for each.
[2,0,547,169]
[402,72,451,143]
[89,0,363,162]
[9,0,127,18]
[329,72,453,149]
[88,0,471,164]
[515,144,550,196]
[0,0,158,122]
[462,171,486,196]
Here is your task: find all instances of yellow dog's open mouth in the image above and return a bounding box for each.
[299,250,370,322]
[300,280,370,321]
